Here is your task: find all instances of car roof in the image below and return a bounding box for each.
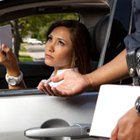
[0,0,111,24]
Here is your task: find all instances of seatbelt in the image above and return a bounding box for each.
[97,0,117,68]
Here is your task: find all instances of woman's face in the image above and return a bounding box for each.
[45,26,73,70]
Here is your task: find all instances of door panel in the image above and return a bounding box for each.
[0,90,107,140]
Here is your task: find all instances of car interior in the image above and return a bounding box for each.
[0,0,133,89]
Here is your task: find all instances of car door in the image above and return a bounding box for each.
[0,1,113,140]
[0,89,105,140]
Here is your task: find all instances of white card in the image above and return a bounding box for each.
[0,24,12,49]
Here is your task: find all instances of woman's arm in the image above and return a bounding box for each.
[0,44,26,89]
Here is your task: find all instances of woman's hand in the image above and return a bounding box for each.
[37,81,58,96]
[0,44,26,89]
[0,44,19,75]
[110,107,140,140]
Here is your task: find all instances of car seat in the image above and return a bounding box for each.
[88,15,127,69]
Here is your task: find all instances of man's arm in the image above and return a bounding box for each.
[42,49,129,96]
[87,49,129,89]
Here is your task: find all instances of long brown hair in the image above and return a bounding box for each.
[46,20,91,74]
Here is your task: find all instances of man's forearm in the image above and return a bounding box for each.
[87,49,129,89]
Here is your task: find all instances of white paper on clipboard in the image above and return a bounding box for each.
[0,24,12,49]
[89,84,140,139]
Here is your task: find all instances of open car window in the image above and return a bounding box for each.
[0,0,110,89]
[0,13,79,62]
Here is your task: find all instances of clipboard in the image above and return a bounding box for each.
[89,84,140,138]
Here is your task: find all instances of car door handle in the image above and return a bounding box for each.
[25,123,90,139]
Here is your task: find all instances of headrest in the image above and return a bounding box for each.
[89,15,127,62]
[88,16,109,61]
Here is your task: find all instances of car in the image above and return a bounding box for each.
[27,38,43,45]
[0,0,133,140]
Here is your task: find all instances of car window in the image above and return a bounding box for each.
[0,0,110,89]
[0,13,79,62]
[0,13,79,89]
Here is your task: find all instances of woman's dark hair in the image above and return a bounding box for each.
[46,20,91,74]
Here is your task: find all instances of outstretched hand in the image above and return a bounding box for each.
[37,70,91,97]
[110,107,140,140]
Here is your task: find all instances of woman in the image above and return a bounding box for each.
[37,20,91,94]
[0,20,91,92]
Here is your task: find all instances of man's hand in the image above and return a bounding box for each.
[38,70,91,97]
[110,107,140,140]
